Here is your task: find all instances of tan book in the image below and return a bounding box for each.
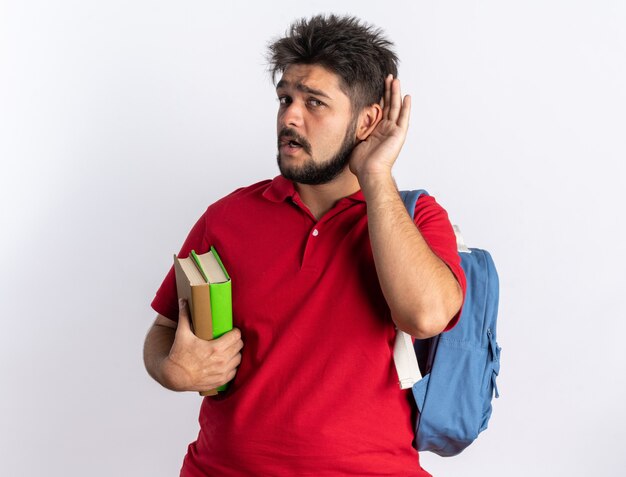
[173,247,232,396]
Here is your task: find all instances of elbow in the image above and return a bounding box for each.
[395,289,463,339]
[396,312,450,339]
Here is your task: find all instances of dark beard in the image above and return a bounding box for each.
[277,119,358,186]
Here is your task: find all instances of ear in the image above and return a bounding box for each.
[355,103,383,140]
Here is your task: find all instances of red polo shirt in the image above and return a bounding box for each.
[152,176,465,476]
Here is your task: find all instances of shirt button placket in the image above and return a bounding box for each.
[301,226,320,271]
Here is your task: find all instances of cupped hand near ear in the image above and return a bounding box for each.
[349,74,411,182]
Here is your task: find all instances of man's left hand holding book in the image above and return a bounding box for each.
[143,299,244,393]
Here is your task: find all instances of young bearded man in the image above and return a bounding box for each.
[144,14,465,476]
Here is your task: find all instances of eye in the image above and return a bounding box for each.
[277,96,291,105]
[307,98,324,107]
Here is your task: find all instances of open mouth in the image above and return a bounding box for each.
[279,137,306,153]
[278,129,311,154]
[280,137,302,148]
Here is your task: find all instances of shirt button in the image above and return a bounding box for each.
[312,229,319,237]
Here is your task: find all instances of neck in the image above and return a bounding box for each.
[294,169,360,221]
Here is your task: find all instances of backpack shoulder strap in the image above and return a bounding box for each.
[399,189,429,218]
[394,189,430,389]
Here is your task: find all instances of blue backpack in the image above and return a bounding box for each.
[393,189,501,457]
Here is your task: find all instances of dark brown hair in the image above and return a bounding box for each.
[267,14,399,112]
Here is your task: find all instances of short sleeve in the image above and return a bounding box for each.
[413,195,466,330]
[150,210,212,322]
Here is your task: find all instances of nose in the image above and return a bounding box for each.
[278,100,304,129]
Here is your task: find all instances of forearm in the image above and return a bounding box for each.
[144,309,244,393]
[360,172,462,338]
[143,324,181,391]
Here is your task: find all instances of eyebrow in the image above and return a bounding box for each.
[276,80,332,100]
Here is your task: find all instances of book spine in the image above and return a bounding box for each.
[190,284,213,341]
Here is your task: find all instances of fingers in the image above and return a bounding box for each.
[176,298,194,335]
[167,325,244,392]
[383,74,392,116]
[177,298,191,329]
[398,94,411,130]
[387,77,405,123]
[202,329,244,389]
[387,76,402,121]
[382,74,410,128]
[212,328,244,358]
[222,349,243,380]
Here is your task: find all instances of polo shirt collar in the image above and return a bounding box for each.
[262,175,365,204]
[262,175,296,202]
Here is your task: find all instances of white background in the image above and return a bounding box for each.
[1,1,625,475]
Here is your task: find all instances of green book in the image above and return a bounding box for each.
[174,246,233,395]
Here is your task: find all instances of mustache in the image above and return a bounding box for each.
[278,128,312,155]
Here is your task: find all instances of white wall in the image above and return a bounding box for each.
[1,1,625,475]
